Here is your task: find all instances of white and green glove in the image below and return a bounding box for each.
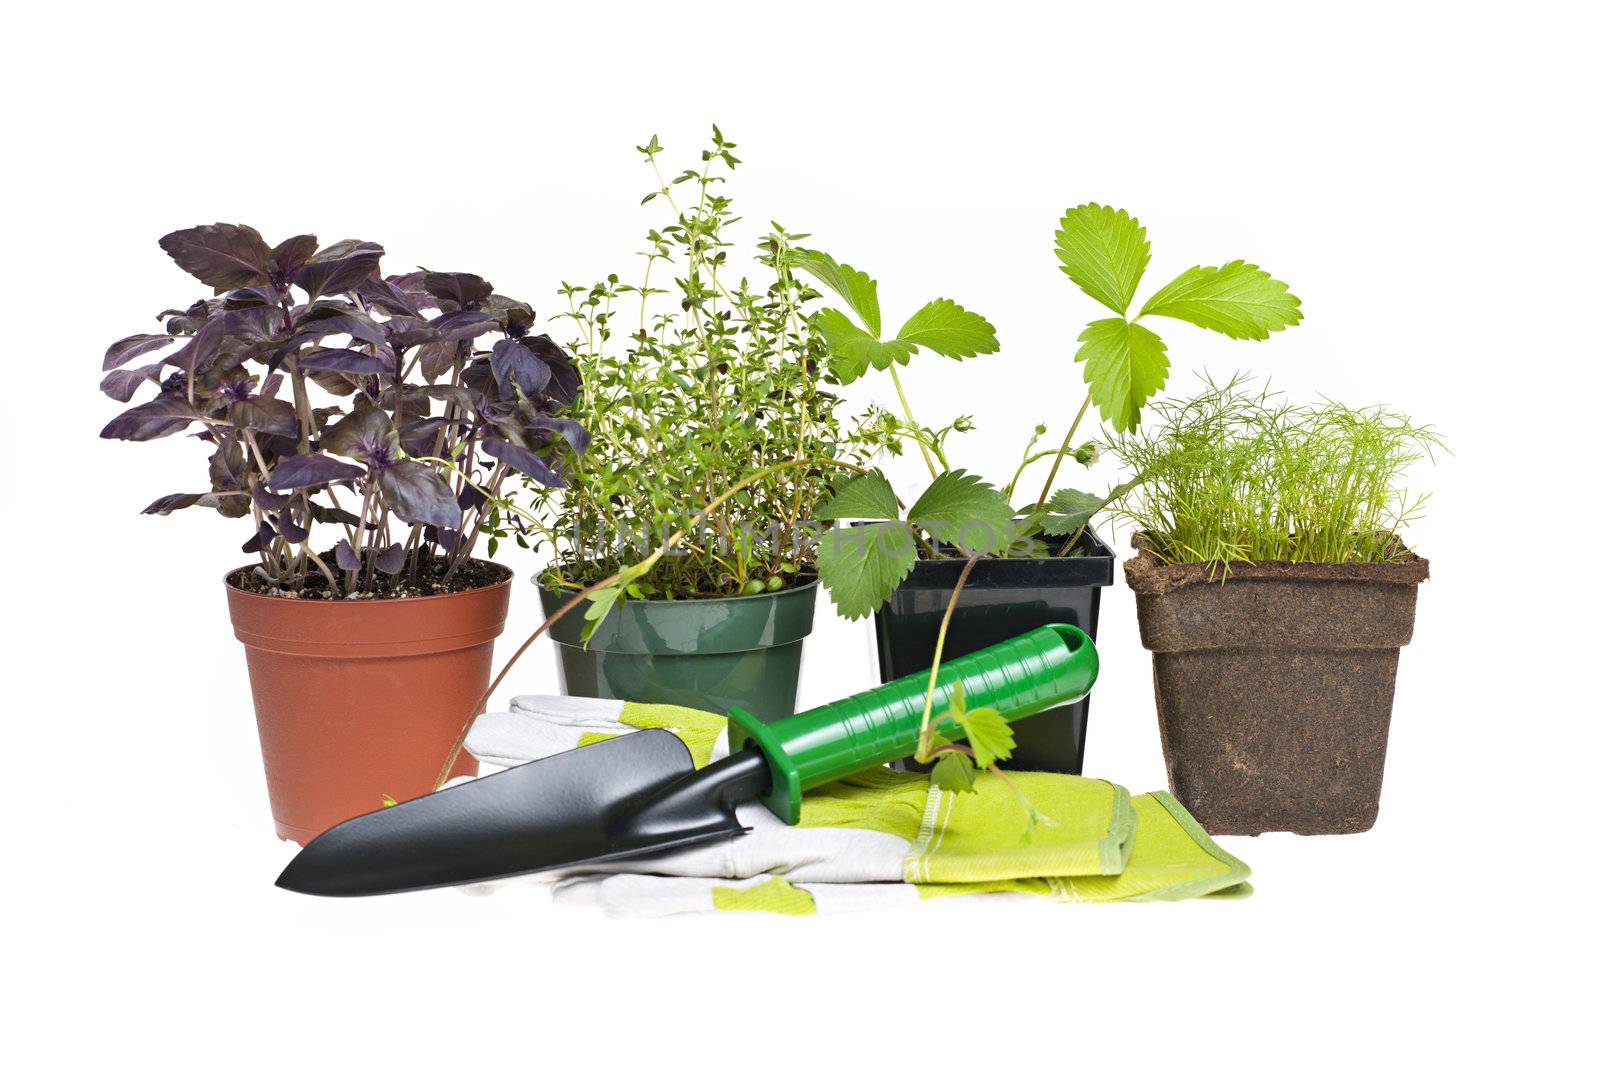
[464,696,1251,917]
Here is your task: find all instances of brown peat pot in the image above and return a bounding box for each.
[1125,539,1428,836]
[225,563,512,844]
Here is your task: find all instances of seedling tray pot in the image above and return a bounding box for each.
[871,525,1115,773]
[538,576,818,723]
[225,564,511,844]
[1125,541,1428,836]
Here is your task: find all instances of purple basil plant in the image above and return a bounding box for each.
[100,223,588,598]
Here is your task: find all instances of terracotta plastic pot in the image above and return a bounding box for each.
[539,575,817,722]
[225,564,512,844]
[1125,540,1427,836]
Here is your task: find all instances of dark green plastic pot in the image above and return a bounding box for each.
[538,574,818,723]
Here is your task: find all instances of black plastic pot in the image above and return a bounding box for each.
[872,526,1115,773]
[538,575,818,723]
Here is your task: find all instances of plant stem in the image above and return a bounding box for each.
[889,365,940,480]
[913,551,978,762]
[304,547,338,589]
[1034,394,1092,508]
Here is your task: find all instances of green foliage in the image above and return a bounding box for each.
[1139,261,1302,340]
[1054,205,1301,433]
[816,470,899,522]
[894,299,999,360]
[817,521,918,620]
[905,470,1015,554]
[789,250,881,336]
[578,560,655,642]
[940,681,1017,771]
[534,132,865,600]
[1039,488,1107,536]
[1054,204,1150,315]
[792,251,999,385]
[814,468,1015,617]
[1074,318,1170,432]
[931,750,978,793]
[925,682,1016,794]
[811,308,912,382]
[1107,377,1441,567]
[955,707,1016,768]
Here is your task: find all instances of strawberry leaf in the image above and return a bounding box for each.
[1054,204,1150,315]
[1139,260,1302,340]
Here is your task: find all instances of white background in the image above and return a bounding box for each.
[4,1,1595,1062]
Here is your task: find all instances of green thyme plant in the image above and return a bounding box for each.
[1106,376,1440,568]
[525,129,863,620]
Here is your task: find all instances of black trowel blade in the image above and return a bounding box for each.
[276,729,749,897]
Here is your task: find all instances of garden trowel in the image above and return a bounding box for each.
[277,623,1098,896]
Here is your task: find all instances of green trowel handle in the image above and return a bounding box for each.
[726,623,1097,824]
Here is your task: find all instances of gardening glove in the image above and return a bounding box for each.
[464,696,1250,915]
[552,791,1254,917]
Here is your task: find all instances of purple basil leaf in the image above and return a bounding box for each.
[321,404,399,462]
[486,295,536,336]
[416,384,476,408]
[159,298,222,336]
[385,272,438,312]
[297,347,395,375]
[279,514,310,544]
[399,415,455,457]
[422,271,493,309]
[311,503,363,526]
[429,309,499,341]
[296,241,384,302]
[418,340,459,382]
[159,224,275,291]
[490,338,552,396]
[141,492,225,515]
[161,315,227,373]
[334,539,361,570]
[100,363,163,402]
[241,520,275,553]
[377,460,462,529]
[253,484,289,510]
[259,372,285,399]
[386,328,440,353]
[209,441,249,489]
[229,396,298,437]
[271,234,319,278]
[375,385,433,423]
[374,544,406,574]
[222,285,280,310]
[269,453,366,491]
[482,435,565,488]
[307,370,358,397]
[355,274,424,317]
[292,310,386,347]
[538,342,581,406]
[100,396,202,441]
[529,415,592,455]
[222,306,281,345]
[103,333,175,371]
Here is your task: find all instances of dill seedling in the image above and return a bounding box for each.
[1107,376,1441,568]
